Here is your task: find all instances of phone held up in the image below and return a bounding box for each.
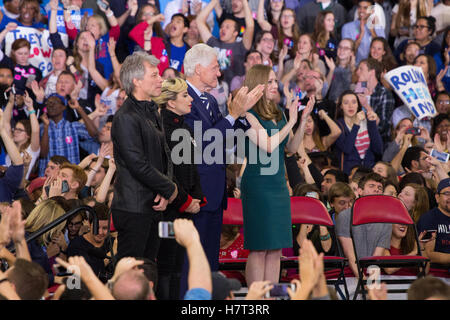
[45,180,70,196]
[264,283,296,300]
[430,149,450,163]
[405,127,421,136]
[158,221,175,239]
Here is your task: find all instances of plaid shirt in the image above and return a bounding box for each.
[38,118,91,176]
[370,83,395,144]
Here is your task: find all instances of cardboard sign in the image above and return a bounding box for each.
[384,66,436,120]
[5,27,69,77]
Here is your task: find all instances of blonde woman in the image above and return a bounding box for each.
[24,198,67,284]
[153,77,206,299]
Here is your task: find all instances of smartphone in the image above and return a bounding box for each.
[405,127,421,136]
[158,221,175,239]
[265,283,295,299]
[97,0,109,10]
[420,230,437,242]
[284,38,293,49]
[26,74,36,87]
[354,81,367,94]
[430,149,450,163]
[45,180,70,196]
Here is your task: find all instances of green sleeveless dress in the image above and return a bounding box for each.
[241,109,292,250]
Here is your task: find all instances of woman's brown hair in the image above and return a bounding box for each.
[312,10,335,49]
[11,38,31,65]
[243,65,282,122]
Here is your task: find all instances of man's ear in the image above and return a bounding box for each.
[70,180,79,192]
[410,159,419,170]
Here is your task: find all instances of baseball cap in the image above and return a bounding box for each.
[437,178,450,194]
[27,177,46,194]
[211,272,241,300]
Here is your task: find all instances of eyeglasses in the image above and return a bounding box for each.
[12,128,26,133]
[338,46,352,51]
[438,100,450,105]
[439,191,450,197]
[413,25,429,30]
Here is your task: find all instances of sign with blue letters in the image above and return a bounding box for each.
[384,66,436,120]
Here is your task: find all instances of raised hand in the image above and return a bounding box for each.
[49,177,63,198]
[107,37,116,56]
[111,257,144,282]
[99,142,113,158]
[301,95,315,122]
[22,150,32,168]
[31,80,45,103]
[23,91,34,111]
[0,205,12,246]
[324,55,335,72]
[173,218,200,249]
[245,281,272,300]
[355,110,366,126]
[108,157,116,171]
[49,0,59,11]
[4,22,18,33]
[7,201,26,243]
[40,113,50,128]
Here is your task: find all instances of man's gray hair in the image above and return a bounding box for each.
[120,51,160,95]
[183,43,218,77]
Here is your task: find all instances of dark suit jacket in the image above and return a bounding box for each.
[184,84,250,212]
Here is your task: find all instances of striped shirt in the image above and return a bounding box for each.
[350,120,370,159]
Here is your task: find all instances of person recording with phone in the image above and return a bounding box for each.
[354,58,395,145]
[39,163,87,203]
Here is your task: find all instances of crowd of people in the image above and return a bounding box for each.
[0,0,449,301]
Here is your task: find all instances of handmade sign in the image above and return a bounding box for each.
[5,27,69,77]
[384,66,436,120]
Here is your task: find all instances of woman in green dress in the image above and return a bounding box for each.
[242,64,314,286]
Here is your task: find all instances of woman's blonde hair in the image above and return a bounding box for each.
[243,64,282,122]
[152,77,187,107]
[25,199,66,247]
[87,15,108,37]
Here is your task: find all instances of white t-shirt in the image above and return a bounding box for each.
[6,144,41,180]
[44,73,59,98]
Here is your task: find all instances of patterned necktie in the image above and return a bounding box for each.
[200,93,213,119]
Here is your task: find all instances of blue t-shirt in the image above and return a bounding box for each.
[417,207,450,254]
[184,288,211,300]
[169,43,187,72]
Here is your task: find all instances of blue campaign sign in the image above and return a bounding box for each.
[47,8,94,34]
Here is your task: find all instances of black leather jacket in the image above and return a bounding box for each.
[111,95,176,214]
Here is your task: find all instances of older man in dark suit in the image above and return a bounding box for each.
[179,43,262,296]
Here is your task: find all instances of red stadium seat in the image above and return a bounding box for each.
[351,195,429,300]
[282,196,349,300]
